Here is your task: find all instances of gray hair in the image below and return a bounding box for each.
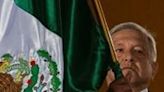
[110,22,157,62]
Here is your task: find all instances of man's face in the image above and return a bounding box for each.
[111,29,158,87]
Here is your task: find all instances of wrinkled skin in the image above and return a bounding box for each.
[106,29,158,92]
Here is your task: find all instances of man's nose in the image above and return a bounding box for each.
[122,51,134,64]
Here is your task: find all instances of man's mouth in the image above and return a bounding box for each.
[121,67,138,81]
[122,67,137,72]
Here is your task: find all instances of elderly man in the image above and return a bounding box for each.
[106,22,158,92]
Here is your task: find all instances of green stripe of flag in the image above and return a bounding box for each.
[14,0,62,36]
[61,0,111,91]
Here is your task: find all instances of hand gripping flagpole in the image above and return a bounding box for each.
[88,0,123,80]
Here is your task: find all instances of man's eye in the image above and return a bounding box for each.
[115,48,123,53]
[133,47,145,55]
[134,49,144,55]
[137,50,143,53]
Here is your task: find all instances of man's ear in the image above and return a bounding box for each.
[151,62,159,80]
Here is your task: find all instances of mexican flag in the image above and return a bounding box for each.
[0,0,111,92]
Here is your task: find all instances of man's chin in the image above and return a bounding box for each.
[122,69,139,83]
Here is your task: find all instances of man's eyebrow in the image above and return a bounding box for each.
[113,39,123,43]
[133,45,147,50]
[133,46,144,50]
[113,42,124,46]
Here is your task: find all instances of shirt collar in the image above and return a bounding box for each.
[141,88,148,92]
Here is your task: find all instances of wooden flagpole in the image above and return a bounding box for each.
[88,0,123,83]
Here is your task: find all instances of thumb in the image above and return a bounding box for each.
[106,70,115,85]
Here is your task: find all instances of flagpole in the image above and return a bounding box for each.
[89,0,123,80]
[93,0,117,62]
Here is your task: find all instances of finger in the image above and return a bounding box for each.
[106,70,115,85]
[108,77,133,92]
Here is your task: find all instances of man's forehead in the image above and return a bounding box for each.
[112,29,143,37]
[112,29,148,46]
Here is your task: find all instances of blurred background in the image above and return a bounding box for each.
[100,0,164,91]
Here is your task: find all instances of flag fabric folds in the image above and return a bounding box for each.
[0,0,63,92]
[61,0,111,91]
[0,0,112,92]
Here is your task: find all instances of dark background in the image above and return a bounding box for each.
[100,0,164,91]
